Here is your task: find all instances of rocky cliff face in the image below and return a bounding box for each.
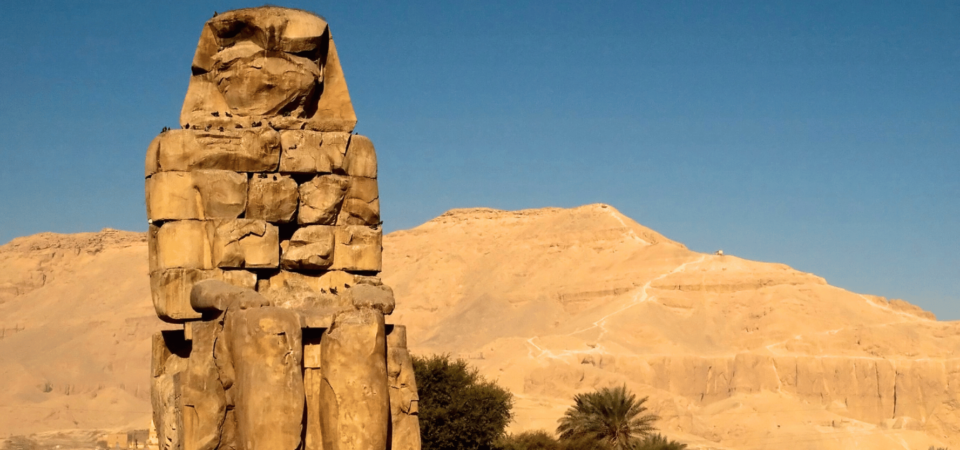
[1,206,957,449]
[0,230,145,303]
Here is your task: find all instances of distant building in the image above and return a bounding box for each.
[102,430,149,449]
[103,434,127,449]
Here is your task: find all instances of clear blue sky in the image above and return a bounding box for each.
[0,1,957,319]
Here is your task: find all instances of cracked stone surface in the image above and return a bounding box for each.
[146,171,248,221]
[212,220,279,269]
[281,226,336,271]
[246,174,298,223]
[319,308,389,450]
[298,175,349,226]
[279,131,350,173]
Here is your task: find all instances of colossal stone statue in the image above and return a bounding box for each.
[146,7,420,450]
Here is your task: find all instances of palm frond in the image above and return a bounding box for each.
[556,385,659,450]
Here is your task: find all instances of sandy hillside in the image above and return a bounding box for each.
[1,205,958,449]
[382,204,960,449]
[0,230,166,436]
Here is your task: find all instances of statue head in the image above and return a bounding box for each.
[147,6,382,325]
[181,7,356,132]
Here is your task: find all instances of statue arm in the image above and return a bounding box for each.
[190,279,271,313]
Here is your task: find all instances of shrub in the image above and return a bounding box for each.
[497,431,608,450]
[498,431,560,450]
[413,354,514,450]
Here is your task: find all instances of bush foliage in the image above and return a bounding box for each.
[497,431,608,450]
[412,354,514,450]
[498,431,687,450]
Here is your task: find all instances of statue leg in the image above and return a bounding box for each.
[226,306,304,450]
[320,309,390,450]
[152,331,190,450]
[181,320,228,450]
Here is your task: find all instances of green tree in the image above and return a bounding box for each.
[413,354,514,450]
[556,385,658,450]
[497,431,560,450]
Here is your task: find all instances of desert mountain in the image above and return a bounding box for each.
[383,204,960,449]
[0,230,161,436]
[1,205,958,449]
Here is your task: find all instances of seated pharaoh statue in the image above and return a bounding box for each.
[145,7,420,450]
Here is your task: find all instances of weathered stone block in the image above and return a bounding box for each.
[146,134,161,177]
[337,177,380,226]
[303,367,323,450]
[278,131,350,173]
[179,73,236,131]
[212,220,279,269]
[155,128,281,172]
[148,224,160,273]
[154,221,214,270]
[146,171,248,221]
[155,220,279,270]
[320,309,389,450]
[151,331,189,450]
[332,225,382,272]
[257,270,361,298]
[179,320,228,450]
[387,325,421,450]
[152,330,188,378]
[342,135,377,178]
[301,329,325,450]
[344,283,395,315]
[246,174,298,223]
[298,175,349,225]
[189,279,271,313]
[151,268,256,322]
[255,270,357,320]
[306,38,357,132]
[226,307,305,450]
[304,342,323,370]
[280,226,335,270]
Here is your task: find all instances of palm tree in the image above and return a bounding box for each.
[556,385,659,450]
